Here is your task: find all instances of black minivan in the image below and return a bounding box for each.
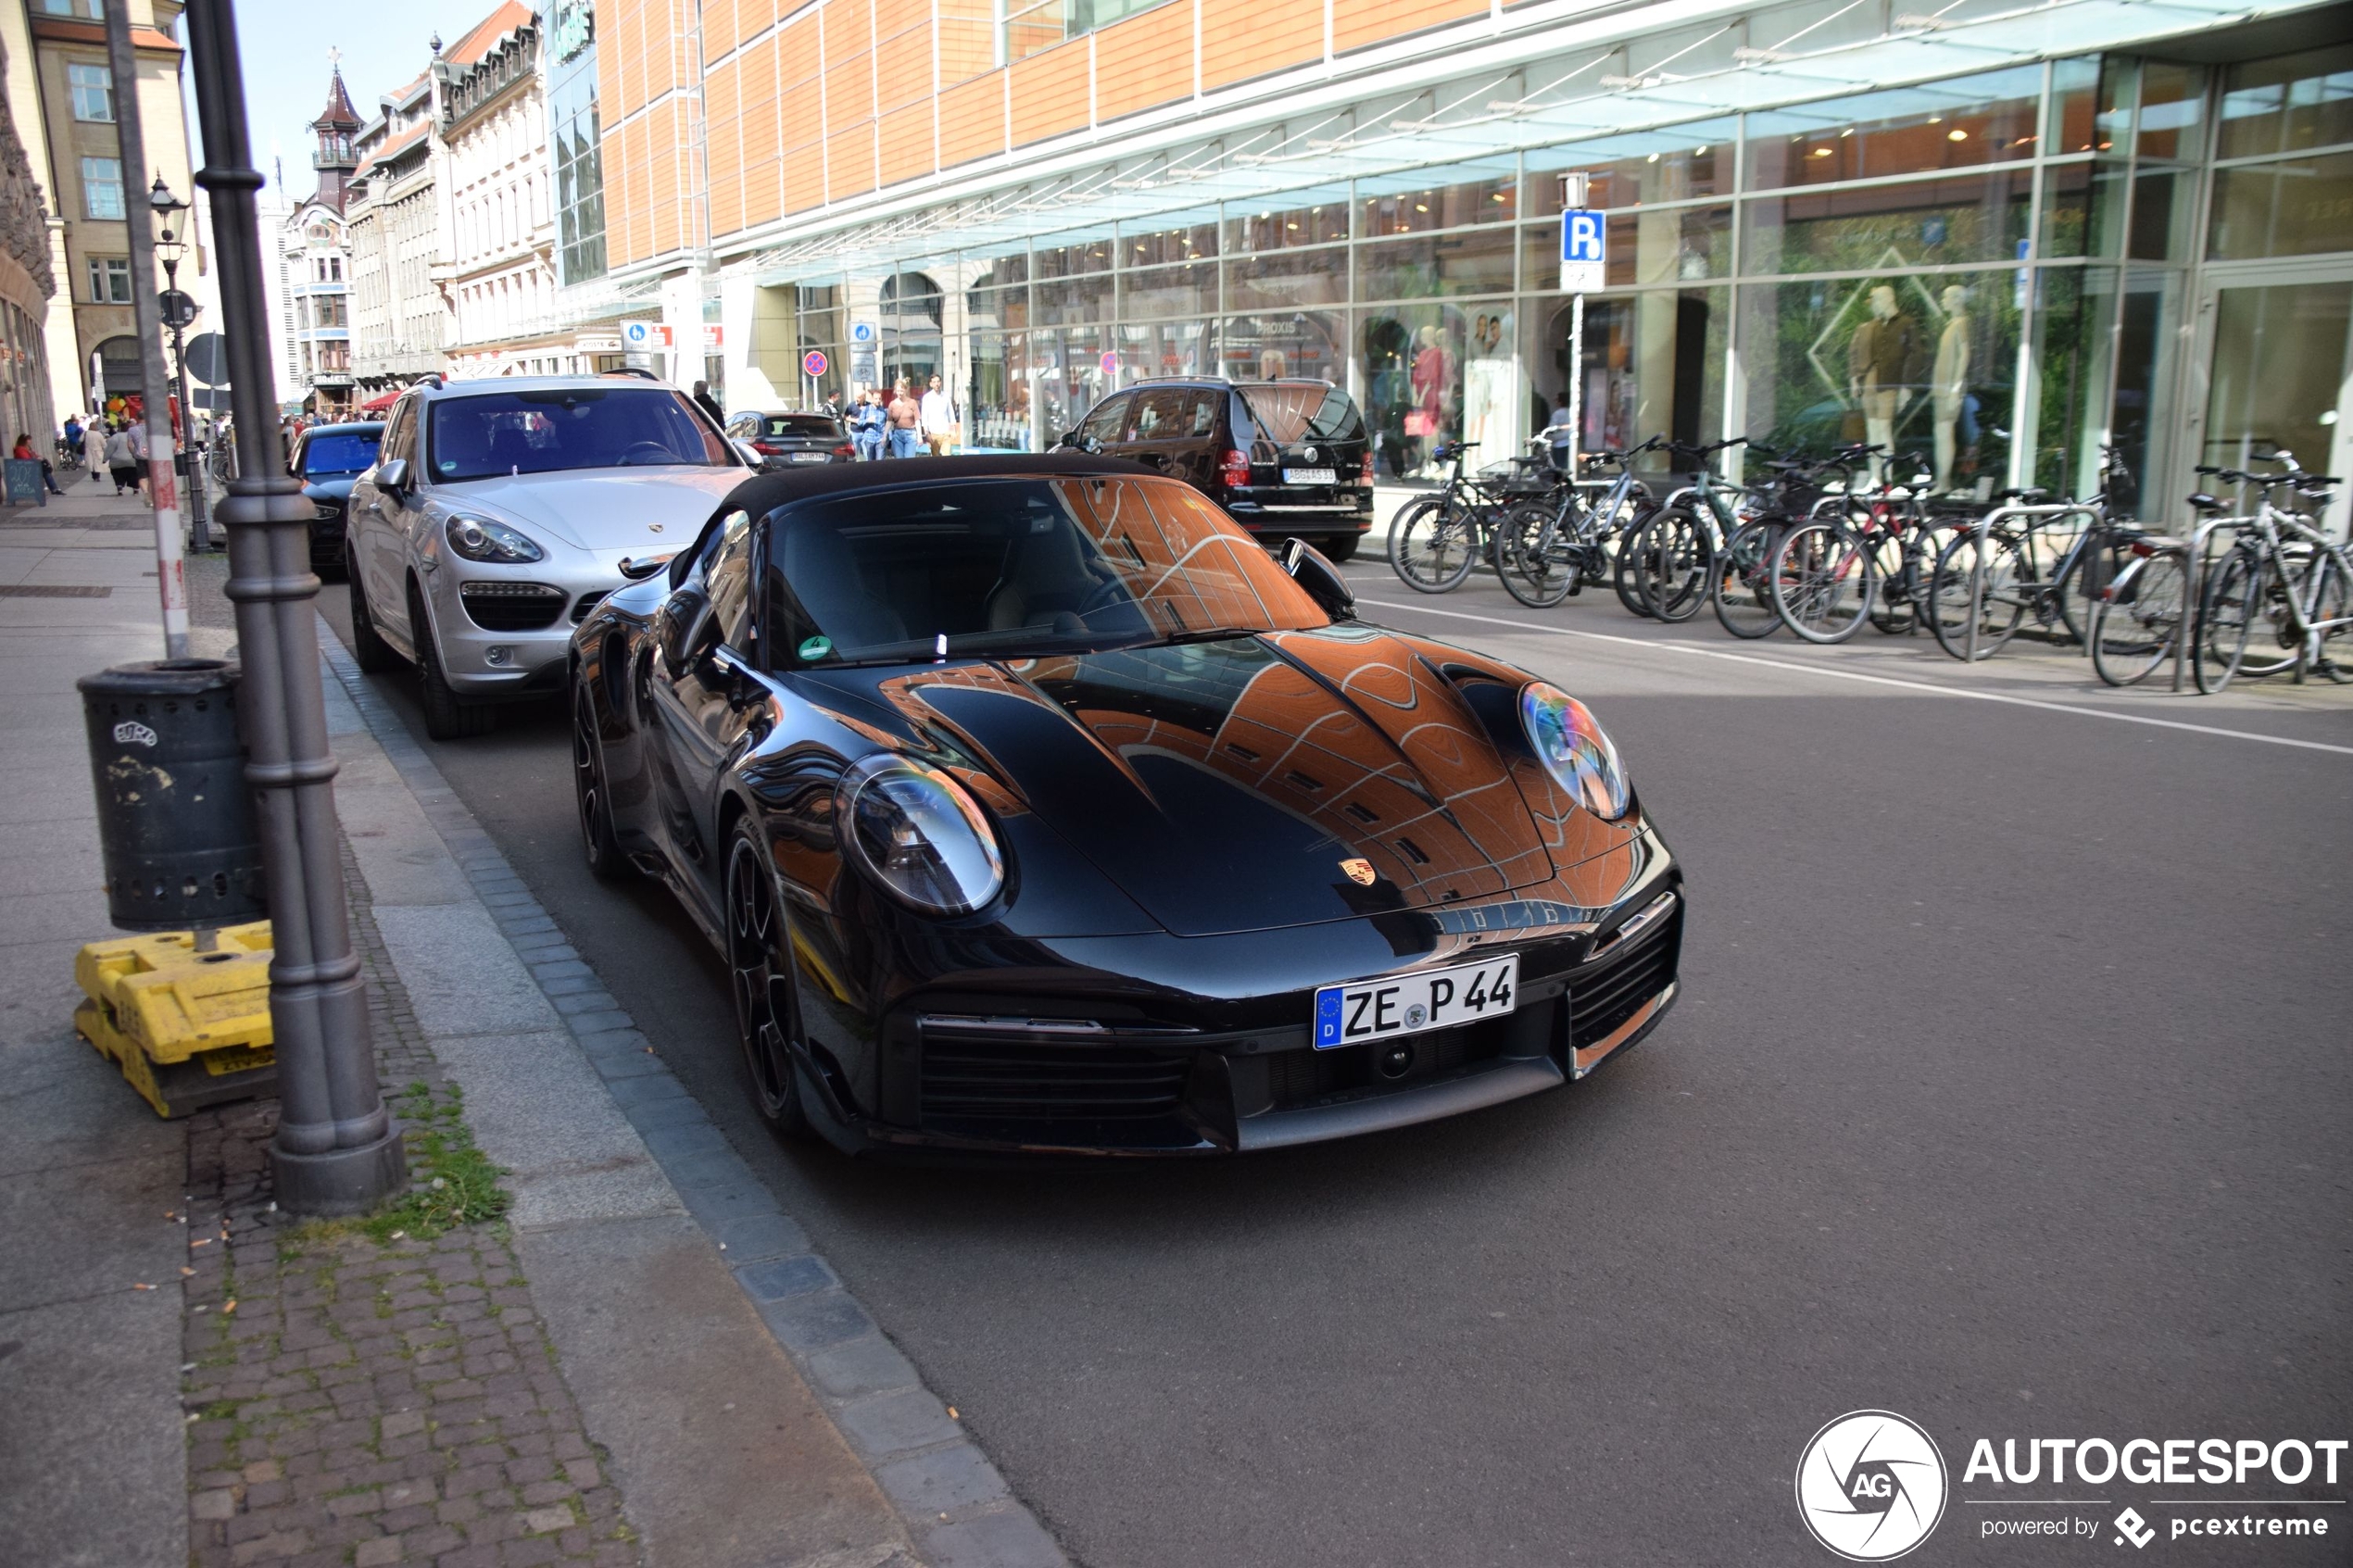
[1058,378,1375,559]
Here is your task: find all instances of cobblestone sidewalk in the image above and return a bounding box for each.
[173,849,644,1568]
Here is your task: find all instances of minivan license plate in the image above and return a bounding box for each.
[1282,467,1336,485]
[1313,955,1517,1049]
[789,451,829,462]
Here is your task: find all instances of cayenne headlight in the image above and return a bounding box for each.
[1519,681,1630,821]
[445,515,544,563]
[837,756,1006,915]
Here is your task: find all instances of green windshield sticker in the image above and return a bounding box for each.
[798,635,833,661]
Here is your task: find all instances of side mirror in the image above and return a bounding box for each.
[617,552,676,582]
[732,439,766,468]
[374,457,409,494]
[1279,537,1354,621]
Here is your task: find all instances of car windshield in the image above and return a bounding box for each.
[1238,383,1365,444]
[766,475,1329,666]
[301,432,381,475]
[427,388,731,482]
[762,415,841,439]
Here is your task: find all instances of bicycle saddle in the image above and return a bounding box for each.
[2186,493,2227,512]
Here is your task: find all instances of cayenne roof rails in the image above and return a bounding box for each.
[602,368,661,381]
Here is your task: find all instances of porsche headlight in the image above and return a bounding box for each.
[445,515,544,563]
[837,756,1006,915]
[1519,682,1630,821]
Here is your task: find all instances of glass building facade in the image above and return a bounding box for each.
[547,0,606,285]
[742,44,2353,518]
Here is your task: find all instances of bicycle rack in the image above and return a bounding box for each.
[1957,502,2106,664]
[2168,514,2251,694]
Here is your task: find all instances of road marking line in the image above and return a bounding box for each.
[1352,594,2353,759]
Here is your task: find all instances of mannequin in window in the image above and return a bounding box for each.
[1847,285,1917,482]
[1931,284,1970,492]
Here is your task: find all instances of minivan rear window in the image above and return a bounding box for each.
[1238,383,1365,444]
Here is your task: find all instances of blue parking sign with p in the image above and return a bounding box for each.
[1561,210,1604,264]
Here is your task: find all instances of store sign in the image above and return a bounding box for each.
[1559,210,1605,294]
[620,320,673,350]
[701,324,724,351]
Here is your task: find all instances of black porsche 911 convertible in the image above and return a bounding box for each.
[568,455,1682,1156]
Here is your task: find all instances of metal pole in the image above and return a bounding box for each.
[184,0,406,1214]
[1567,292,1585,477]
[101,5,189,659]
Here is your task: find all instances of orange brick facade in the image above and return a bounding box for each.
[597,0,1491,269]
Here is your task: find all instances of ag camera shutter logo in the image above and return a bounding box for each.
[1796,1411,1949,1561]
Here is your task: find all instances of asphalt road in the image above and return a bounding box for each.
[314,563,2353,1568]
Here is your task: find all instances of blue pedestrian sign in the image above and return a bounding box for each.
[1559,209,1605,292]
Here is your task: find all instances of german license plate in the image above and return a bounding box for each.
[1282,467,1336,485]
[1313,954,1517,1049]
[789,451,829,462]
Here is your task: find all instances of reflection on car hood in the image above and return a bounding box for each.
[817,626,1632,938]
[438,468,744,553]
[303,476,359,504]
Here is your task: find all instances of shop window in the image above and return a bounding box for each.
[69,63,113,123]
[2035,161,2131,260]
[1737,274,2018,490]
[1035,237,1114,277]
[1041,325,1116,437]
[1035,273,1114,326]
[1117,319,1214,383]
[1526,121,1733,215]
[2027,267,2119,501]
[2208,150,2353,260]
[1218,312,1345,383]
[1357,165,1517,237]
[1360,306,1473,478]
[1356,228,1515,301]
[1523,207,1730,290]
[966,332,1031,450]
[1524,290,1725,468]
[1741,171,2033,276]
[1123,221,1216,268]
[1120,263,1215,320]
[2136,62,2205,162]
[1225,188,1350,252]
[1746,67,2044,190]
[966,284,1031,332]
[1223,246,1349,312]
[2218,44,2353,159]
[2052,57,2104,156]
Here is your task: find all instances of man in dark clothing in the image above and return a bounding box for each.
[691,380,726,427]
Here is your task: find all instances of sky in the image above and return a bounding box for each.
[175,0,521,207]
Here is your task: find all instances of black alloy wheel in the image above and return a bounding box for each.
[1320,532,1362,564]
[572,682,626,880]
[725,823,814,1141]
[346,548,400,673]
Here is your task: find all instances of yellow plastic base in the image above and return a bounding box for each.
[73,922,278,1118]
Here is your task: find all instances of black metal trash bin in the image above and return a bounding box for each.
[79,659,266,931]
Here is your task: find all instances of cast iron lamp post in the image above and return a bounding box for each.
[184,0,406,1212]
[148,178,212,554]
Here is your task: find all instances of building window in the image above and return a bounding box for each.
[85,256,132,303]
[41,0,104,16]
[81,157,124,220]
[69,63,114,122]
[1004,0,1170,63]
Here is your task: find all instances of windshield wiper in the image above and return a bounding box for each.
[1157,627,1265,646]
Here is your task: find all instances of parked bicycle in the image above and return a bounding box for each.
[1495,433,1662,608]
[1925,445,2138,661]
[1387,440,1525,594]
[2189,452,2347,693]
[1768,453,1969,643]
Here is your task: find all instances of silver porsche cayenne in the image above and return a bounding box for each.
[343,374,754,738]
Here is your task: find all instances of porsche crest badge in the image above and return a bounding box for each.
[1340,858,1377,886]
[648,522,665,533]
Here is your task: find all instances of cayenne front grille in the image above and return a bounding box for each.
[1568,902,1681,1049]
[459,581,566,632]
[569,590,607,623]
[918,1037,1191,1125]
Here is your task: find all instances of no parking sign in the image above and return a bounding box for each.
[803,349,829,378]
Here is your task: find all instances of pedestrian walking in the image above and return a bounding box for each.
[919,375,959,457]
[126,420,156,506]
[885,380,922,459]
[103,425,138,495]
[13,434,68,495]
[692,380,727,427]
[62,413,85,471]
[846,390,885,461]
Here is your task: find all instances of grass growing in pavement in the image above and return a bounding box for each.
[282,1081,509,1251]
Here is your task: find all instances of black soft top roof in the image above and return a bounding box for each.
[673,453,1157,587]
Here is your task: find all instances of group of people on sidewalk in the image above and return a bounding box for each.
[22,410,191,505]
[843,375,960,461]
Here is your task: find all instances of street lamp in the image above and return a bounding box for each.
[150,176,212,553]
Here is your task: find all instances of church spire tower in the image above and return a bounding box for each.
[309,55,362,213]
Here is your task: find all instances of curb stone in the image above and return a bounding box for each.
[318,619,1070,1568]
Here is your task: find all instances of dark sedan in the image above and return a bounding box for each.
[289,420,384,574]
[568,456,1682,1156]
[725,409,853,469]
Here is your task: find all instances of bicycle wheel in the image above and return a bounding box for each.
[1637,509,1714,623]
[1389,495,1478,594]
[1772,522,1881,644]
[1612,512,1656,617]
[1711,521,1784,639]
[2306,552,2353,681]
[1498,502,1578,608]
[1929,531,2027,660]
[2088,551,2188,687]
[2194,546,2265,694]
